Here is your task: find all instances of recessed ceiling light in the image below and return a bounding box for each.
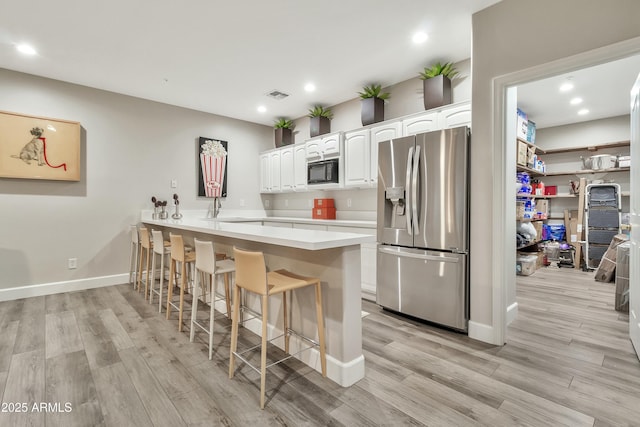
[578,108,589,115]
[559,82,574,92]
[16,44,37,55]
[412,32,428,44]
[257,105,267,113]
[304,83,316,92]
[570,97,583,105]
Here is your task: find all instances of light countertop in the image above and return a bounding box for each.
[141,214,375,250]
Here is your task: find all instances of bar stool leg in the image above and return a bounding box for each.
[158,252,166,313]
[178,261,187,332]
[315,281,327,377]
[283,291,289,354]
[208,273,215,360]
[144,247,152,299]
[190,270,201,342]
[149,250,157,303]
[137,246,145,293]
[224,273,232,318]
[166,259,176,320]
[229,284,241,378]
[260,294,269,409]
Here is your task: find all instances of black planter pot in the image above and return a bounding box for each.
[310,116,330,137]
[423,75,452,110]
[274,128,292,148]
[361,97,384,126]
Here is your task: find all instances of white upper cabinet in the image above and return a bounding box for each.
[402,111,438,136]
[269,150,281,192]
[260,150,281,193]
[344,129,370,187]
[259,153,270,193]
[280,146,294,192]
[305,132,343,160]
[293,143,307,190]
[369,122,401,185]
[438,101,471,129]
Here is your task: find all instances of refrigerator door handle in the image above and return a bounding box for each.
[378,246,460,263]
[405,146,414,235]
[411,144,421,235]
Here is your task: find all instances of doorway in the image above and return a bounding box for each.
[493,38,640,347]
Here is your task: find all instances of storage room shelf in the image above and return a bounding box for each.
[516,165,545,176]
[541,140,630,155]
[517,138,545,154]
[544,167,630,176]
[517,240,543,250]
[516,218,545,222]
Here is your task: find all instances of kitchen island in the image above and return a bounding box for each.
[142,213,374,387]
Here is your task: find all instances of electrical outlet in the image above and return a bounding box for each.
[265,199,270,208]
[347,198,352,208]
[171,179,177,188]
[285,199,289,207]
[239,199,245,207]
[68,258,77,269]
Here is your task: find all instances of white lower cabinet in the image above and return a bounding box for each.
[327,225,377,301]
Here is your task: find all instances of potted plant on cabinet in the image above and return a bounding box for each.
[308,105,333,137]
[358,84,390,126]
[419,61,458,110]
[274,118,294,148]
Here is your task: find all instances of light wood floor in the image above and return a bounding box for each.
[0,268,638,426]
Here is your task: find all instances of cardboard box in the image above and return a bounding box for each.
[517,140,528,166]
[312,207,336,219]
[517,108,528,141]
[568,210,579,243]
[535,199,549,219]
[618,155,630,167]
[527,120,536,143]
[527,146,537,168]
[314,198,335,208]
[594,234,629,282]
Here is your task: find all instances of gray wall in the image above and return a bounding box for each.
[471,0,640,332]
[0,69,272,289]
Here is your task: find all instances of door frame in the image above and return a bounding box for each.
[493,36,640,344]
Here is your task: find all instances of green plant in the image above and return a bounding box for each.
[274,118,294,129]
[358,84,390,100]
[307,105,333,120]
[419,61,459,80]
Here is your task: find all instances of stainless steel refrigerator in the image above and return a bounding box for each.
[376,126,470,331]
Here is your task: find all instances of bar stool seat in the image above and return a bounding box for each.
[228,247,326,409]
[166,233,196,332]
[190,238,235,360]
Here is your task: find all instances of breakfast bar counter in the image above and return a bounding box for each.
[142,213,375,387]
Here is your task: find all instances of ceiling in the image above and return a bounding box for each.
[0,0,500,126]
[517,54,640,129]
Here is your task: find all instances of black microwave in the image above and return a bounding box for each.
[307,159,339,185]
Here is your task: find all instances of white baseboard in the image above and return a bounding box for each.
[0,274,129,302]
[506,302,519,326]
[468,320,499,345]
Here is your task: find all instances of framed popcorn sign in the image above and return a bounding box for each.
[197,136,228,198]
[0,110,81,181]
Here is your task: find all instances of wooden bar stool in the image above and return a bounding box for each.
[228,247,326,409]
[137,227,153,296]
[149,229,172,311]
[166,233,196,332]
[190,238,235,360]
[128,225,140,287]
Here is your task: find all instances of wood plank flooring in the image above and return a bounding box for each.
[0,267,638,426]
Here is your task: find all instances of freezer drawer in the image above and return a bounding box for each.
[376,245,468,331]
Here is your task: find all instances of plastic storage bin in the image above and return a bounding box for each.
[516,255,537,276]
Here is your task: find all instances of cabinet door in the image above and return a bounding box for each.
[370,122,401,185]
[344,130,370,187]
[268,151,281,192]
[402,112,438,136]
[305,138,321,159]
[321,133,341,157]
[280,146,294,192]
[259,153,271,193]
[293,143,307,190]
[438,101,471,129]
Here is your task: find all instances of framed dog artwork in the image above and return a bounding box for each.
[0,110,81,181]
